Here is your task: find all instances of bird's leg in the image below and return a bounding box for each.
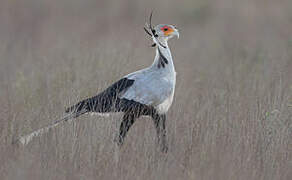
[117,113,137,146]
[152,113,168,153]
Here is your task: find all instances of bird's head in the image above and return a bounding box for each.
[154,24,179,41]
[144,12,179,48]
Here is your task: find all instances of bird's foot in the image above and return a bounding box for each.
[114,134,124,147]
[160,143,168,153]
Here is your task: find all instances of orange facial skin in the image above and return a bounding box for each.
[160,25,174,36]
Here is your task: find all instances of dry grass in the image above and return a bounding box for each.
[0,0,292,179]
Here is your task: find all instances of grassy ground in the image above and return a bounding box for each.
[0,0,292,179]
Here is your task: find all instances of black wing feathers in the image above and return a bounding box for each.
[65,78,134,114]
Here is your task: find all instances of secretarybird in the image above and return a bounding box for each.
[16,13,179,153]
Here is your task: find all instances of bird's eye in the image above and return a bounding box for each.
[163,28,168,31]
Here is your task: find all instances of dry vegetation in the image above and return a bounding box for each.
[0,0,292,179]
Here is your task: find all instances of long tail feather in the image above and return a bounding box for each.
[14,110,86,146]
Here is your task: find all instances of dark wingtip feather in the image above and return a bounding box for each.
[65,100,86,114]
[65,78,135,114]
[65,107,71,113]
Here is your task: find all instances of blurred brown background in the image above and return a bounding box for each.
[0,0,292,179]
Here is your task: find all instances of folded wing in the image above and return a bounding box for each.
[65,78,134,115]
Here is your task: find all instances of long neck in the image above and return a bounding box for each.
[151,41,175,71]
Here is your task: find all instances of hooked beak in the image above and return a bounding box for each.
[173,29,179,39]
